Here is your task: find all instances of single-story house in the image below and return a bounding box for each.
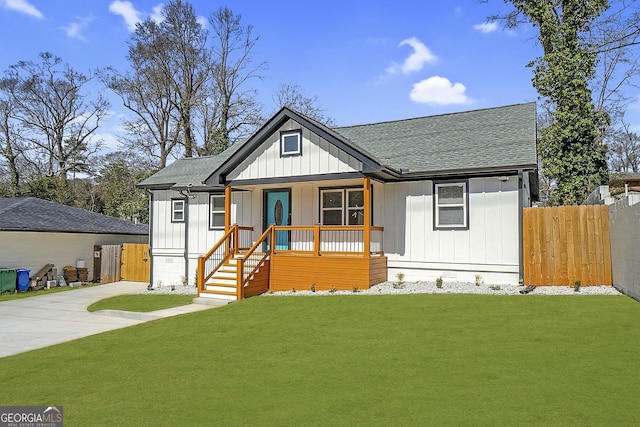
[0,197,149,281]
[138,103,538,300]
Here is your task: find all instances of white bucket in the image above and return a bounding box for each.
[76,260,85,268]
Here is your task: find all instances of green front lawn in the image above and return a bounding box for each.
[2,294,639,426]
[87,294,194,312]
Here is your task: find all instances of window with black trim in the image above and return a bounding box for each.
[210,194,225,229]
[320,188,366,225]
[434,182,468,229]
[172,199,185,222]
[280,130,301,156]
[347,189,365,225]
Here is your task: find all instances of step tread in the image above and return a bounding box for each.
[201,288,237,296]
[206,281,236,288]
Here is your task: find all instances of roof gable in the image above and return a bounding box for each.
[0,198,149,234]
[224,117,365,183]
[205,108,387,186]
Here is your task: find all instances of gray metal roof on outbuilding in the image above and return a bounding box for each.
[0,197,149,235]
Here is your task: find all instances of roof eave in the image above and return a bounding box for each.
[380,163,538,181]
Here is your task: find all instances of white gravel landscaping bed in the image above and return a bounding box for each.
[262,281,623,296]
[133,282,622,296]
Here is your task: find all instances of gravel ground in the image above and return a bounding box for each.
[263,280,623,297]
[134,285,198,295]
[136,282,622,296]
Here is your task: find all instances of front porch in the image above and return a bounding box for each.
[197,223,387,300]
[197,176,388,300]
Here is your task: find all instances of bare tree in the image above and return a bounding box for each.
[589,1,640,122]
[105,1,209,164]
[273,83,336,126]
[108,2,265,159]
[609,121,640,172]
[102,19,182,169]
[160,0,210,157]
[202,6,266,155]
[3,52,108,184]
[0,95,22,195]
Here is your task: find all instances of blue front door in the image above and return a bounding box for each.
[265,189,291,250]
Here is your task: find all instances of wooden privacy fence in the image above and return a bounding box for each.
[523,205,612,286]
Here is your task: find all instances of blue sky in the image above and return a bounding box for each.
[1,0,636,152]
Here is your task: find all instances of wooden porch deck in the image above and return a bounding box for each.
[198,224,387,299]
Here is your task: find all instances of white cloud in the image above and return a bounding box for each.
[62,16,94,41]
[2,0,43,19]
[473,21,498,34]
[409,76,472,105]
[386,37,437,75]
[109,0,142,31]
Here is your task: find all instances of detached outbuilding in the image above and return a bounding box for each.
[0,197,149,282]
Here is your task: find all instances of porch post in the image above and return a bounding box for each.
[363,177,371,258]
[224,185,232,232]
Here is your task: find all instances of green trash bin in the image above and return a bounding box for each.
[0,268,17,294]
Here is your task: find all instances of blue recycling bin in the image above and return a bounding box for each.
[16,269,31,292]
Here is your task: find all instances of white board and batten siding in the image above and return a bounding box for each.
[382,176,520,284]
[151,189,252,287]
[227,119,362,181]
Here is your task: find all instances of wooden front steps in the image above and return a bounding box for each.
[200,256,241,301]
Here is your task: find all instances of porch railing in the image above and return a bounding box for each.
[237,226,273,299]
[197,225,253,293]
[272,225,384,256]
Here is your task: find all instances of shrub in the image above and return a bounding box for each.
[436,277,443,289]
[393,273,405,289]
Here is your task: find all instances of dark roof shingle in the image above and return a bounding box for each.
[0,197,149,235]
[334,103,537,173]
[140,103,537,187]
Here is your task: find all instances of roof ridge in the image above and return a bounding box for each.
[335,102,535,130]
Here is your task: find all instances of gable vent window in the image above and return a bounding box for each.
[434,182,468,229]
[280,130,302,156]
[172,199,185,223]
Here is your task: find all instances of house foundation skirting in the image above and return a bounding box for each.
[269,254,387,292]
[387,261,519,285]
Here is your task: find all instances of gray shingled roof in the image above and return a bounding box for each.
[334,102,537,173]
[140,103,537,187]
[0,197,149,235]
[138,143,241,189]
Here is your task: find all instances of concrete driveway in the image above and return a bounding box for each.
[0,282,220,358]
